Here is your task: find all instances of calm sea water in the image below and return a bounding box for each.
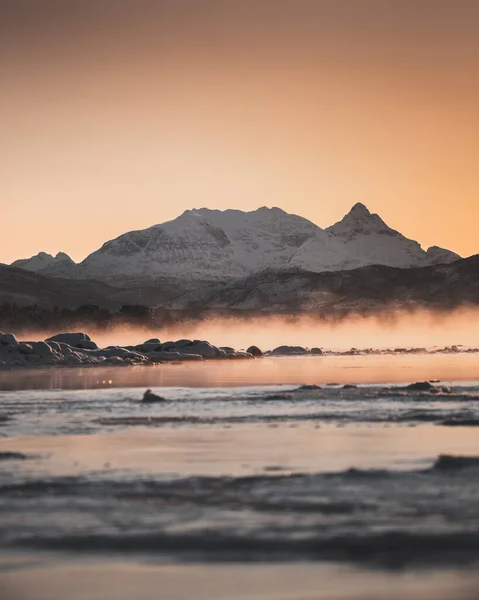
[1,355,479,599]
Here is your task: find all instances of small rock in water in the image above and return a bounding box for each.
[343,384,357,389]
[247,345,263,357]
[297,384,321,390]
[0,451,28,460]
[407,381,435,391]
[142,389,167,403]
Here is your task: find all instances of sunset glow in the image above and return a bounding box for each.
[1,1,478,263]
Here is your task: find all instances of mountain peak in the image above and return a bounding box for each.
[426,246,462,265]
[327,203,387,235]
[349,202,371,217]
[11,251,75,273]
[54,252,74,262]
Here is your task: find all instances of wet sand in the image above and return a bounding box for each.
[2,560,479,600]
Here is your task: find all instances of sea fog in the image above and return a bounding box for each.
[9,306,479,352]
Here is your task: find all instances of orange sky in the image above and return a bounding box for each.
[1,1,478,263]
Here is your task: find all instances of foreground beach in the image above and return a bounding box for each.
[1,354,479,599]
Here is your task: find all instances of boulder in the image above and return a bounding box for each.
[46,341,63,352]
[46,333,91,345]
[17,343,34,354]
[29,342,55,358]
[135,343,163,353]
[271,345,308,356]
[58,343,74,355]
[220,346,236,356]
[406,381,434,392]
[0,333,18,348]
[246,345,263,357]
[144,338,161,344]
[174,339,193,348]
[310,347,323,355]
[75,341,98,350]
[159,341,176,351]
[188,341,219,358]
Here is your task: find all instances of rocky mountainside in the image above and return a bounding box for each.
[10,205,462,285]
[165,255,479,314]
[425,246,462,266]
[0,264,187,309]
[2,255,476,316]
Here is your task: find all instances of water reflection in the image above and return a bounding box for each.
[1,354,479,391]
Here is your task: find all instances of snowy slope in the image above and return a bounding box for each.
[78,207,328,282]
[325,203,429,269]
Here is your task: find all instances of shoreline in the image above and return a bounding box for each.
[1,344,478,371]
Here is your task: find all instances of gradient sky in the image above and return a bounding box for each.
[1,1,478,263]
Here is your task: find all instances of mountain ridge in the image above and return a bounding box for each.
[9,205,462,284]
[0,256,477,315]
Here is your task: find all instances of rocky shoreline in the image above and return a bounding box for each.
[0,331,477,369]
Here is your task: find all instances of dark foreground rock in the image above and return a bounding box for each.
[142,389,167,403]
[406,381,435,391]
[247,345,263,357]
[0,451,30,460]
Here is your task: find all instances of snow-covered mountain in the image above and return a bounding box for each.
[10,205,461,284]
[324,203,431,269]
[11,252,76,275]
[77,207,343,283]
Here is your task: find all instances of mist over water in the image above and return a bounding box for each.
[15,307,479,350]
